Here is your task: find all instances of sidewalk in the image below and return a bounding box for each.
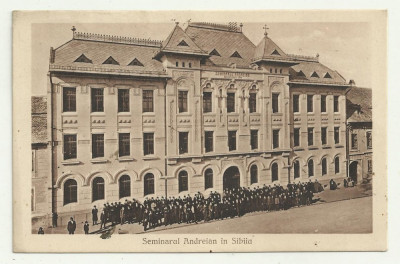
[34,183,372,235]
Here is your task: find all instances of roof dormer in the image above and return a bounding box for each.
[103,56,119,65]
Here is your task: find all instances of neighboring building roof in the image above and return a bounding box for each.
[185,22,256,68]
[50,32,167,78]
[159,24,208,57]
[346,87,372,122]
[32,96,47,144]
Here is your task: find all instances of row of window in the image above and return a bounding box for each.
[351,131,372,150]
[293,127,341,147]
[293,156,340,179]
[293,94,340,113]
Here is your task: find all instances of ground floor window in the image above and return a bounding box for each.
[308,159,314,177]
[64,179,77,205]
[335,156,340,174]
[144,173,155,196]
[271,163,278,182]
[92,177,105,202]
[250,165,258,184]
[294,160,300,179]
[179,170,188,192]
[205,169,213,190]
[119,175,131,199]
[322,158,327,176]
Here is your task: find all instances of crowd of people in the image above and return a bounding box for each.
[91,180,323,232]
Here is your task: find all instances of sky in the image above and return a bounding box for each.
[32,22,371,95]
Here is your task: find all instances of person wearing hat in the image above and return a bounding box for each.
[37,227,44,235]
[67,217,76,235]
[83,221,90,234]
[92,205,98,225]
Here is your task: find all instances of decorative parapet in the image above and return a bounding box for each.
[73,31,162,47]
[49,64,167,76]
[188,22,242,32]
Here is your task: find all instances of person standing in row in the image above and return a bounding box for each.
[92,205,98,225]
[67,217,76,235]
[84,221,90,234]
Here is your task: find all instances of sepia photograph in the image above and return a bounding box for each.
[13,10,387,252]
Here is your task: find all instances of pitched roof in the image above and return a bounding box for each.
[31,96,47,144]
[160,24,207,56]
[289,60,347,86]
[50,37,167,77]
[253,34,294,63]
[346,87,372,122]
[185,23,256,68]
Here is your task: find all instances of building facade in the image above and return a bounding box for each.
[37,22,356,225]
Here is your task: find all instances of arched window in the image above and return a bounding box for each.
[271,163,278,182]
[119,175,131,199]
[179,170,188,193]
[64,179,77,205]
[144,173,155,196]
[92,177,105,202]
[335,156,340,174]
[308,159,314,177]
[322,158,327,176]
[204,168,213,190]
[294,160,300,179]
[249,90,257,113]
[250,165,258,184]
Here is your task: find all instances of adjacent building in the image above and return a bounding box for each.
[33,22,365,226]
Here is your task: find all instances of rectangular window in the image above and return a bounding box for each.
[249,93,257,113]
[294,128,300,147]
[273,129,280,149]
[293,94,299,113]
[366,131,372,149]
[334,127,340,144]
[321,127,327,145]
[64,134,77,160]
[63,87,76,112]
[203,92,212,113]
[272,93,279,113]
[351,133,358,150]
[92,134,104,158]
[334,96,339,112]
[308,127,314,146]
[143,133,154,156]
[250,130,258,150]
[307,94,313,113]
[204,131,213,153]
[227,93,235,113]
[118,133,130,157]
[142,90,154,113]
[321,95,327,113]
[178,91,188,113]
[228,130,237,151]
[118,89,130,112]
[368,160,373,173]
[91,88,104,112]
[179,132,189,154]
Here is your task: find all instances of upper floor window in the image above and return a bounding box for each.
[203,92,212,113]
[189,62,192,68]
[179,132,189,154]
[272,93,279,113]
[308,127,314,146]
[368,160,373,173]
[321,95,327,113]
[334,127,340,144]
[249,93,257,113]
[91,88,104,112]
[143,133,154,156]
[294,128,300,147]
[64,134,77,160]
[118,89,130,112]
[142,90,154,113]
[273,129,280,149]
[334,96,339,112]
[92,134,104,158]
[351,133,358,150]
[204,131,214,153]
[293,94,299,113]
[251,130,258,150]
[307,94,314,113]
[178,91,188,113]
[321,127,327,145]
[228,130,237,151]
[63,87,76,112]
[366,131,372,149]
[227,93,235,113]
[176,61,179,67]
[118,133,130,157]
[182,62,185,67]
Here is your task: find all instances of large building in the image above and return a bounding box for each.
[36,22,360,225]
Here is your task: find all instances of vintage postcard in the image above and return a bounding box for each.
[13,10,387,252]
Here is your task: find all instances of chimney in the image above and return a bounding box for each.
[49,47,55,64]
[349,79,356,86]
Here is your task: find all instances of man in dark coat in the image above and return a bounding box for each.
[92,206,98,225]
[67,217,76,235]
[38,227,44,234]
[83,221,90,234]
[100,209,106,229]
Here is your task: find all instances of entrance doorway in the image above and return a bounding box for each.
[349,161,358,183]
[223,166,240,190]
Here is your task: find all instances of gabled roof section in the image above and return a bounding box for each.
[103,56,119,65]
[157,24,207,57]
[74,54,92,63]
[346,87,372,122]
[253,34,296,65]
[209,49,221,56]
[128,58,144,67]
[230,51,242,58]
